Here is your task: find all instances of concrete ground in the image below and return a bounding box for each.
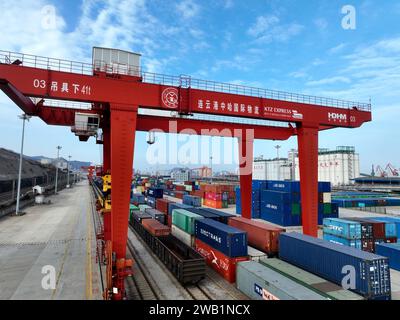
[0,181,102,300]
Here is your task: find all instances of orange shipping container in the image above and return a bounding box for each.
[204,199,223,209]
[228,217,285,256]
[142,219,170,237]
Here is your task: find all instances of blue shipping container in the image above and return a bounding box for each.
[147,196,156,208]
[168,203,193,215]
[323,218,362,239]
[252,180,267,190]
[147,187,164,199]
[376,243,400,271]
[366,217,400,241]
[183,195,202,207]
[184,207,220,221]
[131,193,146,204]
[266,181,300,193]
[323,233,362,250]
[279,232,391,300]
[195,218,248,257]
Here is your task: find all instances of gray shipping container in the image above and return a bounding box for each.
[236,261,328,300]
[145,208,165,225]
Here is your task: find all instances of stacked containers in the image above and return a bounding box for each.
[184,207,221,222]
[171,209,203,247]
[147,196,156,208]
[156,198,172,215]
[235,187,261,218]
[279,232,391,300]
[228,217,285,256]
[183,195,202,207]
[365,217,400,241]
[147,187,164,199]
[345,217,375,252]
[142,219,170,237]
[360,218,397,251]
[194,218,248,282]
[198,207,235,224]
[323,218,362,250]
[204,185,229,209]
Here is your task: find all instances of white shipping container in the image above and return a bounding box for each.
[171,225,195,247]
[323,193,332,203]
[248,246,267,261]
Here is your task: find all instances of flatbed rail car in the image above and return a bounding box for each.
[130,218,206,284]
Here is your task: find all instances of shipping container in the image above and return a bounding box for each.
[195,218,247,257]
[228,217,284,256]
[168,203,192,215]
[131,193,146,204]
[183,195,202,207]
[365,217,400,240]
[365,218,397,238]
[323,192,332,203]
[147,196,156,208]
[323,218,362,239]
[138,204,151,212]
[376,243,400,271]
[236,261,328,300]
[323,233,362,250]
[172,209,204,235]
[130,210,152,224]
[258,258,363,300]
[279,232,391,300]
[247,246,267,261]
[195,238,248,283]
[199,207,235,224]
[145,208,165,224]
[156,198,172,215]
[345,218,374,240]
[172,225,195,248]
[142,219,171,237]
[184,207,220,221]
[358,219,386,239]
[267,181,300,193]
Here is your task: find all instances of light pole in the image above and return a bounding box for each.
[54,146,62,194]
[275,145,281,181]
[15,114,31,215]
[67,155,71,188]
[210,156,213,184]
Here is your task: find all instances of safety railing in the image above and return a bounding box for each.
[0,50,372,111]
[30,98,92,110]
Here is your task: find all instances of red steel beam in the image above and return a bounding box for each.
[238,135,254,219]
[0,79,37,115]
[0,64,371,128]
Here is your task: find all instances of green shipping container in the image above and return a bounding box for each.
[172,209,204,235]
[291,203,301,215]
[222,200,228,208]
[259,258,363,300]
[323,203,332,215]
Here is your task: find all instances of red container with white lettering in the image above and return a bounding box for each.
[205,192,222,201]
[194,238,249,283]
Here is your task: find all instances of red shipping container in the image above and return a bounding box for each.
[142,219,170,237]
[195,238,248,283]
[361,239,375,253]
[360,220,385,239]
[176,185,185,191]
[205,192,222,201]
[156,198,172,215]
[228,217,285,256]
[175,191,185,199]
[167,215,172,227]
[204,199,223,209]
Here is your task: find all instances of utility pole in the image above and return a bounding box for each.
[15,114,31,215]
[67,155,71,188]
[55,146,62,194]
[210,156,213,184]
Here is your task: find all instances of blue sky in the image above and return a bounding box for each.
[0,0,399,174]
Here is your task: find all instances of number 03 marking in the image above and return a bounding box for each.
[33,79,46,89]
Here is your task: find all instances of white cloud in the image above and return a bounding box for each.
[247,15,303,43]
[175,0,200,20]
[328,43,347,55]
[223,0,234,9]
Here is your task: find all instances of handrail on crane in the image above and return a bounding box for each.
[0,50,372,112]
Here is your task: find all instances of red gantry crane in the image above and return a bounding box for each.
[0,48,372,299]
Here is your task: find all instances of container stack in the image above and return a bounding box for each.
[194,219,249,282]
[203,184,235,208]
[131,193,146,205]
[332,192,400,208]
[171,209,204,247]
[279,232,392,300]
[147,187,164,208]
[145,208,166,225]
[324,217,398,252]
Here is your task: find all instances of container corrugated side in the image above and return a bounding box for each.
[172,225,195,248]
[195,218,248,257]
[323,233,362,250]
[323,218,362,239]
[279,232,391,300]
[236,261,328,300]
[376,243,400,271]
[172,209,204,235]
[258,257,363,300]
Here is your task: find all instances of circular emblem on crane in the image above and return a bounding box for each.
[162,87,179,109]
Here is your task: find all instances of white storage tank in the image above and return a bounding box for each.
[92,47,141,76]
